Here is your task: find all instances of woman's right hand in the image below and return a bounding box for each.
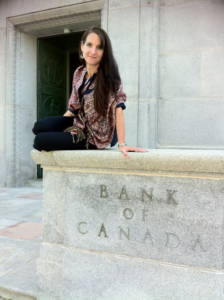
[63,110,75,117]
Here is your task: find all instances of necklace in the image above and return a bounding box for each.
[83,76,91,87]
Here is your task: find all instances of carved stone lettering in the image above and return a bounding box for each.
[100,185,108,198]
[98,223,108,238]
[166,190,178,207]
[119,227,130,240]
[78,222,88,234]
[192,235,206,252]
[143,229,153,244]
[141,188,153,202]
[165,232,180,248]
[142,209,149,221]
[118,187,130,200]
[123,208,134,219]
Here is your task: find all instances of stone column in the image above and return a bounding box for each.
[31,149,224,300]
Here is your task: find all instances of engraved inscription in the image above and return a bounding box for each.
[143,229,153,244]
[100,185,108,198]
[119,227,130,240]
[165,232,180,248]
[142,209,149,221]
[76,185,208,253]
[192,235,206,252]
[118,187,130,200]
[100,185,179,206]
[123,208,134,219]
[166,190,178,207]
[98,223,108,238]
[141,188,153,202]
[77,222,206,252]
[78,222,88,234]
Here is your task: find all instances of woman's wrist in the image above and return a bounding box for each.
[118,143,127,148]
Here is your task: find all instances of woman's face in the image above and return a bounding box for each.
[81,33,104,68]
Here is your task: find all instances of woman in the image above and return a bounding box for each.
[33,26,148,158]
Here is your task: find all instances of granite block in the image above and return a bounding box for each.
[37,258,62,300]
[123,100,138,147]
[5,28,15,106]
[37,243,224,299]
[43,170,65,244]
[138,99,157,148]
[139,4,153,100]
[160,0,198,6]
[100,0,108,31]
[61,247,224,300]
[159,51,201,99]
[160,0,224,52]
[46,149,224,176]
[0,153,5,188]
[0,236,39,278]
[5,105,13,186]
[31,149,224,300]
[201,48,224,97]
[31,150,57,167]
[157,99,224,147]
[0,106,5,153]
[21,106,37,182]
[109,0,140,10]
[63,171,224,270]
[108,6,140,100]
[0,30,6,50]
[0,31,6,105]
[39,242,62,263]
[0,258,37,300]
[21,33,37,106]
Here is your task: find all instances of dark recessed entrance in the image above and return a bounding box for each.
[37,31,84,178]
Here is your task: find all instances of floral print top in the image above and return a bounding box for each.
[68,65,126,149]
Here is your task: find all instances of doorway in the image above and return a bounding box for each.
[37,31,84,178]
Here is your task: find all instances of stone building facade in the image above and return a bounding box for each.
[0,0,224,187]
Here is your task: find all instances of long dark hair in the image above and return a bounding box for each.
[79,26,121,117]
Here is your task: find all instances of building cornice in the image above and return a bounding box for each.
[8,1,105,32]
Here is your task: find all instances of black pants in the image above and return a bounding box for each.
[32,116,97,152]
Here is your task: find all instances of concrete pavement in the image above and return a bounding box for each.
[0,187,43,300]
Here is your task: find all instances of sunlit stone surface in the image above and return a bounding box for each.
[31,149,224,300]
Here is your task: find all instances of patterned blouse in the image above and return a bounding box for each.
[68,65,126,149]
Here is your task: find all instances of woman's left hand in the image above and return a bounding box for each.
[119,145,149,158]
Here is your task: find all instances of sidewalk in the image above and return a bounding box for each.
[0,187,43,300]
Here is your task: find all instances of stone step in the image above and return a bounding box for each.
[0,237,38,300]
[23,179,43,188]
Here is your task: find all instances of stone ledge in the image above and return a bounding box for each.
[31,149,224,176]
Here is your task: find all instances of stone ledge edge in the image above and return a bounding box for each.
[31,149,224,175]
[0,286,36,300]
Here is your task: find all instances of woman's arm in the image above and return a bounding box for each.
[116,107,148,158]
[64,110,75,117]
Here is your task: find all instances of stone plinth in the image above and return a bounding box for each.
[31,149,224,300]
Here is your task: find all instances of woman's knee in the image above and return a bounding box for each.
[32,118,45,135]
[33,133,48,152]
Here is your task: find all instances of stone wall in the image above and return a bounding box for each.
[158,0,224,149]
[31,148,224,299]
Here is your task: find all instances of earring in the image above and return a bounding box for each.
[80,52,83,59]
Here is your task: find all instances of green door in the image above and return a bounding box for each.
[37,40,66,178]
[37,40,66,119]
[36,32,84,178]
